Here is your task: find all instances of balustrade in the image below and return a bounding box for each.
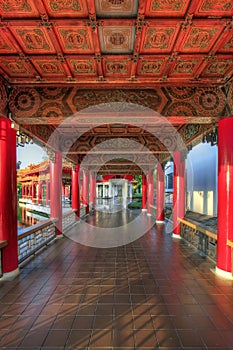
[18,208,87,264]
[179,218,217,262]
[18,219,57,264]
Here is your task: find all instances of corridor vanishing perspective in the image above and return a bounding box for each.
[0,0,233,348]
[0,211,233,349]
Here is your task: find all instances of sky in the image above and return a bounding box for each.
[17,143,48,169]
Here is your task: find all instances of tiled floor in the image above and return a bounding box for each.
[0,210,233,349]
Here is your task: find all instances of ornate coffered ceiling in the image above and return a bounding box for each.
[0,0,233,174]
[0,0,232,87]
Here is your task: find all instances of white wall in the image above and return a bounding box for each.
[186,143,217,216]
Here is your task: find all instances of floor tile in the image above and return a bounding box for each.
[90,329,113,347]
[134,329,158,347]
[0,211,232,350]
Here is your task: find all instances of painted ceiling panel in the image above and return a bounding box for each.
[145,0,190,17]
[98,24,135,54]
[43,0,89,17]
[140,21,180,53]
[0,0,232,86]
[54,25,94,54]
[9,24,57,54]
[95,0,138,17]
[0,0,40,18]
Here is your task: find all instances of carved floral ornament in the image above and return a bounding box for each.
[7,86,228,121]
[0,80,7,113]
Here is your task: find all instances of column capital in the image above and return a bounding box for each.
[44,147,56,162]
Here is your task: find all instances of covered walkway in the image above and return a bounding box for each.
[0,210,233,349]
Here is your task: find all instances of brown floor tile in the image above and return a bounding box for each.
[145,294,164,304]
[94,315,113,329]
[77,303,97,315]
[132,303,152,315]
[199,329,228,347]
[63,294,83,304]
[43,329,69,347]
[0,315,18,329]
[90,329,113,347]
[20,329,48,347]
[171,315,193,329]
[59,303,79,315]
[114,315,134,329]
[31,314,56,331]
[21,303,44,316]
[66,328,92,348]
[177,329,206,347]
[95,303,113,315]
[115,293,131,304]
[149,304,169,316]
[190,314,217,329]
[0,329,28,347]
[47,293,65,304]
[156,329,182,348]
[72,315,94,329]
[11,315,36,330]
[84,286,100,294]
[152,315,174,330]
[52,315,75,329]
[113,329,135,347]
[134,329,158,347]
[98,294,115,303]
[133,314,154,329]
[131,294,148,304]
[1,212,232,350]
[3,303,27,315]
[40,303,61,315]
[82,293,99,303]
[184,303,206,315]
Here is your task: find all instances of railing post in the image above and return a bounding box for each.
[0,117,19,279]
[142,173,147,212]
[156,163,165,223]
[50,152,62,236]
[172,151,185,238]
[217,116,233,278]
[72,164,80,219]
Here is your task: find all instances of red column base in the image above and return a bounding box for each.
[214,267,233,280]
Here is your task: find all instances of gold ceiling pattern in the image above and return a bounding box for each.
[0,0,233,173]
[0,0,232,86]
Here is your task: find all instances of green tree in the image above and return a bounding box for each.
[133,174,142,193]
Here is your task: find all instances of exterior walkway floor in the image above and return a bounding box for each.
[0,209,233,349]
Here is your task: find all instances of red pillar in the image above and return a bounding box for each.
[38,181,42,205]
[147,169,154,215]
[83,170,89,214]
[0,117,19,277]
[46,180,50,206]
[217,116,233,277]
[142,173,147,211]
[50,152,62,235]
[22,184,25,198]
[156,163,165,223]
[65,186,69,198]
[28,184,31,199]
[173,151,185,237]
[72,164,80,218]
[62,182,65,197]
[90,172,96,209]
[31,181,35,203]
